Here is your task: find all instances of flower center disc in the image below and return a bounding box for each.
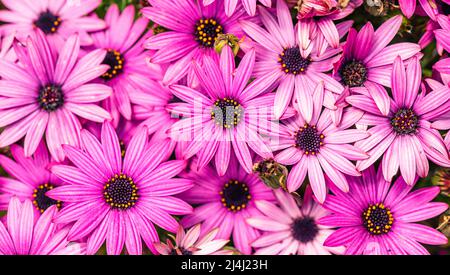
[278,47,310,75]
[33,184,61,213]
[220,180,251,212]
[294,124,324,155]
[38,84,64,112]
[292,217,319,243]
[211,98,243,129]
[103,174,138,210]
[101,49,125,80]
[390,108,419,135]
[34,11,61,34]
[194,18,223,47]
[362,203,394,235]
[340,60,368,87]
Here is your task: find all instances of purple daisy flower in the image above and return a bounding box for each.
[0,142,62,214]
[0,31,112,162]
[0,0,105,47]
[167,46,293,175]
[348,56,450,184]
[240,0,348,121]
[47,122,193,255]
[247,188,345,255]
[178,157,276,254]
[89,4,161,124]
[319,166,449,255]
[142,0,253,85]
[429,57,450,130]
[274,82,369,203]
[419,15,450,56]
[0,197,86,255]
[399,0,441,20]
[203,0,272,16]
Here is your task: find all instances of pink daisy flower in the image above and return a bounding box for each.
[0,31,112,162]
[429,57,450,130]
[274,82,369,203]
[319,166,449,255]
[178,157,276,254]
[247,188,345,255]
[240,0,347,121]
[89,5,161,124]
[0,0,105,47]
[46,122,194,255]
[419,16,450,56]
[348,56,450,184]
[155,224,232,255]
[0,197,86,255]
[142,0,253,85]
[399,0,442,20]
[203,0,272,16]
[0,142,62,214]
[167,46,292,175]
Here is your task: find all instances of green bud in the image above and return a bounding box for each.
[214,34,241,56]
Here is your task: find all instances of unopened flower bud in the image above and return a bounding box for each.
[214,34,241,56]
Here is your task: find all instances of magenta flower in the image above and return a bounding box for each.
[399,0,441,20]
[0,31,112,162]
[143,0,252,85]
[0,33,16,62]
[0,197,86,255]
[154,224,232,255]
[419,15,450,56]
[348,56,450,184]
[203,0,272,16]
[0,0,105,47]
[0,142,62,214]
[240,0,347,120]
[274,82,369,203]
[178,157,276,254]
[167,46,292,175]
[429,57,450,130]
[247,188,345,255]
[89,5,161,124]
[47,122,193,255]
[319,166,448,255]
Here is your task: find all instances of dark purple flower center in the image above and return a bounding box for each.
[33,184,61,213]
[278,47,310,75]
[220,180,251,212]
[38,84,64,112]
[101,49,125,80]
[169,248,193,255]
[194,18,223,47]
[292,217,319,243]
[339,60,368,87]
[294,124,324,155]
[441,1,450,15]
[390,108,419,135]
[34,11,61,34]
[103,174,138,210]
[211,98,243,129]
[362,203,394,235]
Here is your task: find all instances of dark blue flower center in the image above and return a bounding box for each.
[292,217,319,243]
[101,49,125,80]
[339,60,368,87]
[38,84,64,112]
[220,180,251,212]
[194,18,223,47]
[294,124,324,155]
[390,108,419,135]
[33,184,61,213]
[362,203,394,235]
[34,11,61,34]
[104,174,138,210]
[211,98,243,129]
[278,47,310,75]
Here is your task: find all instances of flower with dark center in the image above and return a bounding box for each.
[32,183,61,213]
[390,108,419,135]
[220,180,251,212]
[294,124,324,155]
[291,217,319,243]
[362,203,394,235]
[278,47,310,75]
[103,174,139,210]
[211,98,243,129]
[101,49,125,80]
[339,60,368,87]
[38,84,64,112]
[34,11,61,34]
[194,18,223,47]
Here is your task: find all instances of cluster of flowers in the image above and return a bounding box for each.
[0,0,448,255]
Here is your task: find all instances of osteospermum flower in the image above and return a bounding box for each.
[274,82,369,203]
[319,166,449,255]
[399,0,442,20]
[0,0,105,47]
[348,56,450,184]
[0,31,112,162]
[155,224,232,255]
[247,188,345,255]
[0,197,86,255]
[429,57,450,130]
[168,46,292,175]
[203,0,272,16]
[89,4,160,124]
[47,122,193,255]
[0,142,62,214]
[240,0,347,120]
[178,157,276,254]
[419,15,450,55]
[142,0,252,85]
